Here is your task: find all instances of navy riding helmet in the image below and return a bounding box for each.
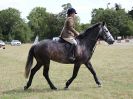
[67,8,77,15]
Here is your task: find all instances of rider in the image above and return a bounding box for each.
[60,8,79,61]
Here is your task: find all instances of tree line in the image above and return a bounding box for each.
[0,3,133,42]
[91,3,133,38]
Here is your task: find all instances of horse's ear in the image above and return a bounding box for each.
[102,21,106,26]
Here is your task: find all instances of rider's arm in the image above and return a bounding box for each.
[67,18,79,36]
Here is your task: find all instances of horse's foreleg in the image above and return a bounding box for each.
[85,62,101,87]
[24,63,42,90]
[65,63,81,89]
[43,63,57,90]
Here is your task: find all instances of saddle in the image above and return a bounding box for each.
[52,37,72,51]
[53,37,71,44]
[52,37,77,63]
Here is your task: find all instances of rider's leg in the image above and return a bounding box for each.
[63,38,77,61]
[69,44,76,61]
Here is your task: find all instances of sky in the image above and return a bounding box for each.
[0,0,133,23]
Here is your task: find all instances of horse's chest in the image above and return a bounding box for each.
[76,46,89,60]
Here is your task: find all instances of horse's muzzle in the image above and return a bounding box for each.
[108,39,115,44]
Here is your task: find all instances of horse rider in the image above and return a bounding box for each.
[60,8,80,61]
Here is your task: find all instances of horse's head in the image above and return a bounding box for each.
[99,22,115,44]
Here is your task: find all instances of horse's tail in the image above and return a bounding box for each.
[24,45,35,78]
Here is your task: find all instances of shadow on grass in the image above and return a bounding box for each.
[2,86,101,95]
[2,86,86,95]
[2,88,55,95]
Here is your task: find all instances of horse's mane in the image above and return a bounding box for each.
[77,22,101,39]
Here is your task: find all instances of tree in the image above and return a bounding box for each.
[115,3,122,11]
[45,13,62,38]
[80,23,90,33]
[0,8,32,42]
[128,7,133,20]
[0,8,21,41]
[28,7,50,40]
[58,3,72,18]
[0,26,3,40]
[91,7,133,37]
[12,19,32,43]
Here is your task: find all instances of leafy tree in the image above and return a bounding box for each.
[0,26,3,40]
[58,3,72,18]
[12,20,32,42]
[80,23,90,33]
[0,8,21,41]
[28,7,50,40]
[115,3,122,11]
[0,8,32,42]
[91,7,133,37]
[128,7,133,19]
[45,14,62,38]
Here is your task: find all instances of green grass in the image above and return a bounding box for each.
[0,43,133,99]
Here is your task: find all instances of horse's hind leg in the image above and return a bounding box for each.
[85,62,101,87]
[24,63,42,90]
[43,62,57,90]
[65,62,81,89]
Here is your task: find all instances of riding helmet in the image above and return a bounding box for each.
[67,8,77,14]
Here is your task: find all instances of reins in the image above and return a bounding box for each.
[89,26,101,59]
[90,35,99,58]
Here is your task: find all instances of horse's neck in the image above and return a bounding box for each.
[80,29,99,52]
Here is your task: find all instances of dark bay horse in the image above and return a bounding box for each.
[24,22,114,90]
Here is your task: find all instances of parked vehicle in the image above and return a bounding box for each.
[11,40,21,46]
[0,40,5,46]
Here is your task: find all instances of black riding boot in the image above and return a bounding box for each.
[68,44,76,61]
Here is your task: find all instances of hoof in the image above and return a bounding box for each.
[64,86,69,90]
[51,87,57,90]
[24,86,28,90]
[98,84,102,87]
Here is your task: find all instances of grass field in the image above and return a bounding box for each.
[0,43,133,99]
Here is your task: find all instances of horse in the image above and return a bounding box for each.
[24,22,114,90]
